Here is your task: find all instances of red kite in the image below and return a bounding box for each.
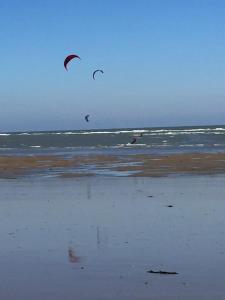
[64,54,80,70]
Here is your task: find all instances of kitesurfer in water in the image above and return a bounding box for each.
[130,137,137,144]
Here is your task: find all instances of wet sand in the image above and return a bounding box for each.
[1,153,225,178]
[1,176,225,299]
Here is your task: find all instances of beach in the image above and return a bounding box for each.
[2,0,225,298]
[0,126,225,299]
[1,175,225,299]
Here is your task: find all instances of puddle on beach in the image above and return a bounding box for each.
[0,176,225,299]
[29,162,142,178]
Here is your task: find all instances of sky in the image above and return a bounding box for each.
[0,0,225,131]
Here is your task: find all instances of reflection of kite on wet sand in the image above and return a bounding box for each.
[68,247,80,263]
[64,54,81,70]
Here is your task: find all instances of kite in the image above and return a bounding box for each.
[85,114,90,122]
[64,54,80,70]
[93,69,104,80]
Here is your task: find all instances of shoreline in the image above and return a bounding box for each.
[1,152,225,178]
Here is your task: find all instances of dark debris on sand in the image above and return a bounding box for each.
[147,270,178,275]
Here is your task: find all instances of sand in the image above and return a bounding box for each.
[1,176,225,299]
[1,153,225,178]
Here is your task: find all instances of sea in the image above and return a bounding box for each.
[0,125,225,157]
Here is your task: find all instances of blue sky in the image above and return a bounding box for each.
[0,0,225,131]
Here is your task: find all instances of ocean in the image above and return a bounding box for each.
[0,125,225,156]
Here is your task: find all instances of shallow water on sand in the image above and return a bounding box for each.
[0,176,225,299]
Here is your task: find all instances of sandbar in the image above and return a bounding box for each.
[1,153,225,178]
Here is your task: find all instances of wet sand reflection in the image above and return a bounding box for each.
[68,247,81,263]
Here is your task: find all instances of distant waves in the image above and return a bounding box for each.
[0,125,225,154]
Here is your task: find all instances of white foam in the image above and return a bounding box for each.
[126,143,147,146]
[51,129,150,135]
[18,133,31,135]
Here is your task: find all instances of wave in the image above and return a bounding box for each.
[18,133,31,135]
[150,127,225,133]
[60,129,149,135]
[145,130,225,136]
[4,127,225,138]
[179,144,205,147]
[50,128,225,137]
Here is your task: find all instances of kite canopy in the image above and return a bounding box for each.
[64,54,80,70]
[85,114,90,122]
[93,69,104,80]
